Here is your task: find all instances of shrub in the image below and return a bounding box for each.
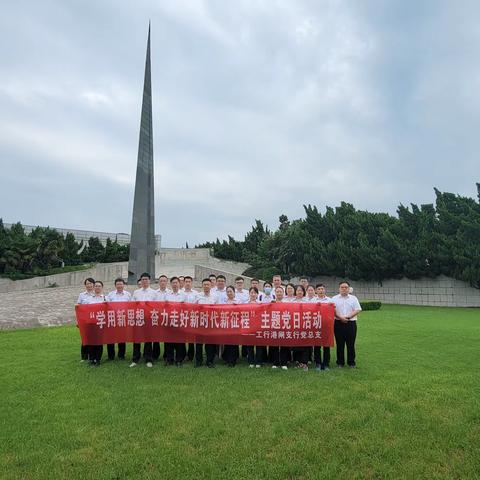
[360,300,382,311]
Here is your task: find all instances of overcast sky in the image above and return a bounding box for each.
[1,1,479,247]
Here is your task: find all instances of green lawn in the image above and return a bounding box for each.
[1,305,479,479]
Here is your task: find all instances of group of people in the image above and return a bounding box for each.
[76,273,362,371]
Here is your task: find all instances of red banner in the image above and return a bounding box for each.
[75,302,335,347]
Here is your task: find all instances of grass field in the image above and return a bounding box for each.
[1,305,479,479]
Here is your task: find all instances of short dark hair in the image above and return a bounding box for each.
[209,274,217,279]
[251,278,259,283]
[235,276,244,282]
[84,277,95,285]
[140,273,151,279]
[216,275,226,281]
[184,276,193,281]
[263,281,272,288]
[114,277,125,285]
[249,287,259,294]
[285,283,295,292]
[300,277,309,281]
[295,284,306,296]
[316,284,326,289]
[158,274,168,280]
[95,280,104,287]
[202,278,212,284]
[170,276,179,283]
[339,281,350,286]
[226,285,235,294]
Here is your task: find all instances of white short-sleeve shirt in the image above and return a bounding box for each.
[197,292,217,305]
[106,290,132,302]
[133,287,158,301]
[165,291,186,302]
[77,291,94,304]
[332,294,362,321]
[183,290,200,304]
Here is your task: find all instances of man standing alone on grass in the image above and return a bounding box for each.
[332,281,362,368]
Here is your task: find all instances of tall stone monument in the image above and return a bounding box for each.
[128,25,155,284]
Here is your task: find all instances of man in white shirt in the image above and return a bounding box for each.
[155,274,171,361]
[156,274,171,301]
[131,273,157,368]
[105,277,132,360]
[76,277,96,361]
[183,275,199,361]
[234,276,249,304]
[213,274,228,304]
[164,277,186,366]
[314,283,332,371]
[332,281,362,368]
[195,278,217,367]
[209,274,217,294]
[300,277,309,291]
[272,275,284,292]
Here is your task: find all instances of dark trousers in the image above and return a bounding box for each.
[81,344,89,360]
[89,345,103,364]
[132,342,153,363]
[246,346,255,365]
[196,344,216,365]
[187,343,195,361]
[334,320,357,366]
[270,347,291,366]
[153,342,161,360]
[255,346,268,365]
[293,347,308,364]
[223,345,239,365]
[107,343,126,360]
[241,345,248,358]
[165,343,186,364]
[313,346,331,368]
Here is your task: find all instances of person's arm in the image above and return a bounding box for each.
[334,306,348,322]
[345,309,361,320]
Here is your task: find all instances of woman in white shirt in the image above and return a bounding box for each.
[222,286,240,367]
[83,280,106,366]
[76,277,95,362]
[282,283,296,303]
[293,285,308,370]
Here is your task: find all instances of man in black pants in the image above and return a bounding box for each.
[131,273,158,368]
[332,281,362,368]
[195,278,217,367]
[164,277,186,366]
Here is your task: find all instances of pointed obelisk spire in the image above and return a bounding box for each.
[128,24,155,284]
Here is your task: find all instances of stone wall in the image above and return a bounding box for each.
[0,263,128,293]
[194,265,261,288]
[288,274,480,308]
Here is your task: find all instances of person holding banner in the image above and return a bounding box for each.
[270,286,289,369]
[76,277,96,361]
[195,278,217,368]
[183,276,199,361]
[332,281,362,368]
[258,281,275,303]
[164,277,186,366]
[234,277,249,304]
[221,286,240,366]
[283,283,296,302]
[214,275,228,304]
[105,277,131,360]
[82,280,106,366]
[292,285,309,370]
[131,273,157,368]
[155,274,171,361]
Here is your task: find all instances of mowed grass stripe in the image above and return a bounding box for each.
[1,305,479,479]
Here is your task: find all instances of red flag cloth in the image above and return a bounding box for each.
[75,302,335,347]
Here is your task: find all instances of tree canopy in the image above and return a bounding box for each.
[198,188,480,288]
